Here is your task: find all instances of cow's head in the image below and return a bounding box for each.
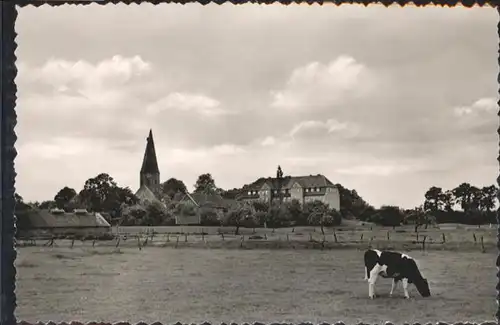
[414,277,431,297]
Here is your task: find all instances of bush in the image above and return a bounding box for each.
[200,207,222,226]
[369,206,404,227]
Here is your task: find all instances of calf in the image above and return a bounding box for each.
[364,249,430,299]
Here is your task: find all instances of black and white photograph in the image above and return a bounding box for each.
[11,3,499,324]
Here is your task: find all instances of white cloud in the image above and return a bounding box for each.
[260,136,276,147]
[289,118,358,139]
[453,97,497,117]
[26,55,151,95]
[270,55,376,110]
[147,92,230,117]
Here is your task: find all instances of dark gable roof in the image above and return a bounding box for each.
[140,129,160,175]
[244,174,334,191]
[177,192,231,209]
[17,209,111,230]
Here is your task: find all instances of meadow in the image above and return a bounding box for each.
[14,224,498,324]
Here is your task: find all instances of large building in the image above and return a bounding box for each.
[236,172,340,210]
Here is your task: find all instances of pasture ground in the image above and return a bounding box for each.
[16,240,497,324]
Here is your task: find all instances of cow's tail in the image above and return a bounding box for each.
[364,267,369,280]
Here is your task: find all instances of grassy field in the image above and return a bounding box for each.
[16,243,498,324]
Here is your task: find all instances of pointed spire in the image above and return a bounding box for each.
[140,129,160,175]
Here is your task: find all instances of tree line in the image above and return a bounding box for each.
[15,170,498,231]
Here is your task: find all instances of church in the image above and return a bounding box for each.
[134,130,229,225]
[134,129,164,205]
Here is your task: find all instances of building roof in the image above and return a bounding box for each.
[176,192,231,209]
[16,208,111,230]
[135,185,165,206]
[140,129,160,175]
[244,174,335,191]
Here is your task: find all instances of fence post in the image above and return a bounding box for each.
[481,236,486,253]
[184,234,188,242]
[442,233,445,244]
[387,231,390,241]
[175,236,179,248]
[137,236,142,251]
[71,238,75,249]
[360,233,363,241]
[240,235,244,248]
[333,231,338,243]
[422,235,427,251]
[473,233,477,244]
[286,233,289,242]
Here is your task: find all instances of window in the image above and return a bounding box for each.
[305,188,309,192]
[248,191,251,195]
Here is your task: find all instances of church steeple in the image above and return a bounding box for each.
[140,129,160,194]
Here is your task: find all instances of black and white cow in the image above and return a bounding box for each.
[364,249,431,299]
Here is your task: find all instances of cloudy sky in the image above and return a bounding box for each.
[15,4,498,208]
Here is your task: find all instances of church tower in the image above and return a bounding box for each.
[140,129,161,196]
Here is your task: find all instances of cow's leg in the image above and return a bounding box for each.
[402,278,410,299]
[368,268,380,299]
[390,279,398,297]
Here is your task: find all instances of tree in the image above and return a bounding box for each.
[39,200,56,210]
[405,206,436,231]
[161,178,187,199]
[335,184,372,219]
[143,200,171,226]
[441,190,454,212]
[54,186,77,211]
[369,205,404,227]
[14,193,32,212]
[358,206,377,222]
[266,201,290,230]
[200,207,223,226]
[79,173,137,216]
[480,185,497,213]
[194,173,218,194]
[284,199,303,226]
[424,186,444,212]
[306,200,338,235]
[222,202,258,235]
[120,204,148,226]
[452,183,474,212]
[469,186,483,212]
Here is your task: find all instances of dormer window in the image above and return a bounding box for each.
[316,187,320,192]
[248,191,252,195]
[306,188,309,192]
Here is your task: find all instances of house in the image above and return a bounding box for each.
[16,208,112,239]
[236,174,340,210]
[172,192,234,225]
